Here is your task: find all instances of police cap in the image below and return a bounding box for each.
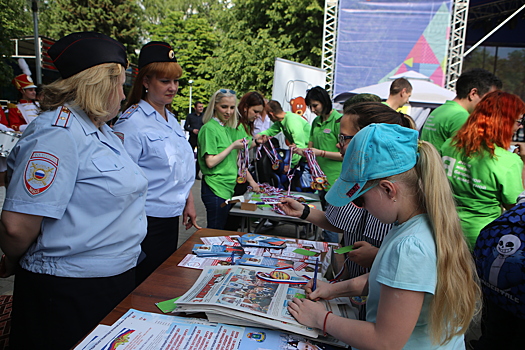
[48,32,128,79]
[138,41,177,70]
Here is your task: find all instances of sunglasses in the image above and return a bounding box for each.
[338,134,354,145]
[350,184,378,208]
[352,195,365,208]
[219,89,236,95]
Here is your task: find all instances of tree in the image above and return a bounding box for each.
[147,11,219,116]
[0,0,32,86]
[203,0,324,97]
[39,0,143,60]
[495,49,525,100]
[463,46,525,101]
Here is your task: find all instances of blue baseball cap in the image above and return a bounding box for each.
[326,123,419,207]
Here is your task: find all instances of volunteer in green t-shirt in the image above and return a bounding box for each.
[198,89,258,229]
[255,100,311,169]
[421,68,502,150]
[292,87,343,242]
[440,91,525,248]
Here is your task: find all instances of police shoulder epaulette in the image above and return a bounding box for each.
[118,104,139,121]
[51,106,72,128]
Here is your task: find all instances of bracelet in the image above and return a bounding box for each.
[321,150,326,158]
[299,204,310,220]
[323,311,333,336]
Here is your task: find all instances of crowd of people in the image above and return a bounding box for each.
[0,31,523,349]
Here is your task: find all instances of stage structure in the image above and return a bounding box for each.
[321,0,339,93]
[332,0,453,97]
[325,0,525,95]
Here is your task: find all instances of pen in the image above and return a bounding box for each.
[312,258,319,292]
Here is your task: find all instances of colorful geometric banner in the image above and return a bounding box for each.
[334,0,452,95]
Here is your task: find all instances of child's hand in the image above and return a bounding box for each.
[304,279,334,301]
[277,198,304,218]
[348,241,379,268]
[287,297,328,329]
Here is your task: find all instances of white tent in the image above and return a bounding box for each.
[333,71,456,130]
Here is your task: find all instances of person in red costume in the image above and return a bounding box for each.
[4,74,40,132]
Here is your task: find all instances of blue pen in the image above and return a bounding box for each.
[312,258,319,292]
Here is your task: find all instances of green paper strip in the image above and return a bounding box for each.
[293,248,318,256]
[335,245,354,254]
[156,296,180,313]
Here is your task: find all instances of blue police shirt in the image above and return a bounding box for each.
[113,100,195,218]
[3,103,148,278]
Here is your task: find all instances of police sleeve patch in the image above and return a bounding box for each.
[24,151,59,195]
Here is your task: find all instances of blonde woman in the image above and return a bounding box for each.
[198,89,257,229]
[0,32,148,349]
[288,124,480,349]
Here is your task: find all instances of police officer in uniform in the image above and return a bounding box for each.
[0,32,148,349]
[113,41,199,286]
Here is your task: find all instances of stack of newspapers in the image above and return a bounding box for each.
[174,265,356,346]
[75,308,346,350]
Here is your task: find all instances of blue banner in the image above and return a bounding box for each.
[334,0,452,95]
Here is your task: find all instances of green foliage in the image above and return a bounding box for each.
[0,0,32,86]
[200,0,324,108]
[147,11,219,117]
[495,50,525,100]
[5,0,325,117]
[229,0,324,66]
[463,47,525,100]
[39,0,143,60]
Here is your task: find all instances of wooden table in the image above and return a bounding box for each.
[100,228,231,326]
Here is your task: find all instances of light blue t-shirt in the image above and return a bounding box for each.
[367,214,465,349]
[4,103,148,278]
[114,100,195,217]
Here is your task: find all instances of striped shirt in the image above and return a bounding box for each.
[325,203,392,279]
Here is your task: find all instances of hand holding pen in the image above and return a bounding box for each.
[312,258,319,292]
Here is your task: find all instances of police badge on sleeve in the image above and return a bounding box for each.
[24,151,59,195]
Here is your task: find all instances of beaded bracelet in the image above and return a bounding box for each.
[323,311,333,336]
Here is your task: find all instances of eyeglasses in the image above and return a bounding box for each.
[219,89,236,95]
[338,134,354,146]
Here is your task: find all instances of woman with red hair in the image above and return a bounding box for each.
[440,90,525,248]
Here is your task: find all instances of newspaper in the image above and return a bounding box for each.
[75,309,345,350]
[174,265,351,338]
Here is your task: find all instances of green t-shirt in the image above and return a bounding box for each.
[197,119,238,200]
[441,139,524,248]
[420,100,469,150]
[260,111,311,167]
[309,109,342,189]
[229,123,253,143]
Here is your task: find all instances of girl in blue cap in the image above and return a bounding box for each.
[287,123,479,349]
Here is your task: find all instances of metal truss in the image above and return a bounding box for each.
[322,0,338,95]
[469,0,525,23]
[445,0,470,90]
